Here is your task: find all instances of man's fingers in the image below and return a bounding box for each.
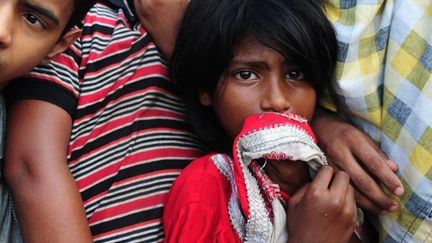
[353,188,395,213]
[350,168,398,210]
[327,146,395,211]
[385,159,399,173]
[311,110,402,211]
[353,142,404,196]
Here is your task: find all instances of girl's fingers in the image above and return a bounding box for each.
[288,183,309,206]
[310,166,334,190]
[328,171,350,195]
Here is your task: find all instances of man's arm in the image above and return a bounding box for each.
[134,0,189,60]
[4,100,93,242]
[311,109,404,213]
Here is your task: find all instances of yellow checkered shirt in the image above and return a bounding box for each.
[323,0,432,242]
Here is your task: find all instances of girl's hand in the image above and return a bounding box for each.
[287,166,357,243]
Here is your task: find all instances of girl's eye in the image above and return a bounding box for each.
[24,13,44,28]
[235,71,258,81]
[286,69,304,80]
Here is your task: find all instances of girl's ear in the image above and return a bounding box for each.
[198,91,212,107]
[40,28,82,65]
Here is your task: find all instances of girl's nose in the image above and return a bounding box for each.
[0,6,13,48]
[260,78,291,113]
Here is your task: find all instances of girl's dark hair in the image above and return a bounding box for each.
[171,0,337,152]
[62,0,96,35]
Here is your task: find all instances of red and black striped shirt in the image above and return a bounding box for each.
[8,1,205,242]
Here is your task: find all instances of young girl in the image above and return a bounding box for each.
[163,0,362,242]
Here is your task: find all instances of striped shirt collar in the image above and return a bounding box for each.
[105,0,136,22]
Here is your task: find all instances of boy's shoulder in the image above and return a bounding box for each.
[82,1,136,27]
[96,0,136,22]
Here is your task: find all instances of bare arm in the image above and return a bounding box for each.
[4,100,93,242]
[311,108,404,213]
[134,0,189,60]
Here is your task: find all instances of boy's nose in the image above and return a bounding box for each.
[0,7,13,48]
[260,80,291,113]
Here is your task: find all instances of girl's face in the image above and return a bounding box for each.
[200,37,317,139]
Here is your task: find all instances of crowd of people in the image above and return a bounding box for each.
[0,0,430,242]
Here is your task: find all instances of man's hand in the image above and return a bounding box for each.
[134,0,189,59]
[311,109,404,213]
[287,167,357,243]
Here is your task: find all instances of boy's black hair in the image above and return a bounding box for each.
[171,0,337,152]
[62,0,97,34]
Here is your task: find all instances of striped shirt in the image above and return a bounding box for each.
[7,1,206,242]
[322,0,432,242]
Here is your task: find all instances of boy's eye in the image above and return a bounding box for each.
[286,69,304,80]
[24,13,45,29]
[235,71,258,80]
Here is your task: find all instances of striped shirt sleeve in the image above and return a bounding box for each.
[6,40,83,117]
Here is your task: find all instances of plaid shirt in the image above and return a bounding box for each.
[323,0,432,242]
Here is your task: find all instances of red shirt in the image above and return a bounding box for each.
[163,154,241,242]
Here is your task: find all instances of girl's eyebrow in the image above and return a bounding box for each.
[229,59,295,69]
[22,1,60,25]
[229,60,269,69]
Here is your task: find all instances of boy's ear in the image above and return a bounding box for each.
[198,90,212,107]
[40,28,82,64]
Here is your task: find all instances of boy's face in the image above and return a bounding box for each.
[200,37,317,139]
[0,0,76,86]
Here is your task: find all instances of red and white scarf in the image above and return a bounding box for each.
[211,112,328,242]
